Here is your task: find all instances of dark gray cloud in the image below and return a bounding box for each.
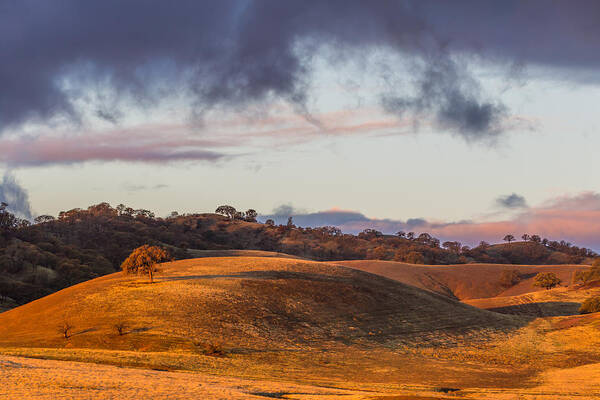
[261,205,433,233]
[2,1,600,143]
[382,58,507,141]
[262,205,369,227]
[496,193,528,209]
[0,173,33,219]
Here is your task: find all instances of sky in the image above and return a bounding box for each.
[2,0,600,250]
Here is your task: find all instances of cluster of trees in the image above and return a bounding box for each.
[0,202,31,241]
[215,205,257,222]
[502,233,596,259]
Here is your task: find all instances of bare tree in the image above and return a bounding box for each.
[113,321,128,336]
[59,320,73,339]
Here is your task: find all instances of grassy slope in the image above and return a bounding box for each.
[0,257,521,350]
[2,256,600,397]
[186,249,303,259]
[337,260,587,300]
[465,283,600,317]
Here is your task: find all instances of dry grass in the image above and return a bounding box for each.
[465,285,600,317]
[1,256,600,399]
[337,260,587,300]
[186,249,303,259]
[0,257,524,351]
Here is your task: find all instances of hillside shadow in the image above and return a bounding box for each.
[131,326,152,333]
[488,301,581,317]
[70,328,97,337]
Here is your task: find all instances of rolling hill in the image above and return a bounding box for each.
[0,257,523,350]
[464,282,600,317]
[1,202,595,311]
[3,256,600,398]
[336,260,588,300]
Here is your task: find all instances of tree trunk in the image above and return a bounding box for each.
[149,268,153,283]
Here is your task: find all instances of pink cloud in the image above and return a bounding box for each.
[0,129,226,166]
[0,107,405,166]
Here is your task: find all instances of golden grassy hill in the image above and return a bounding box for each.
[0,257,524,351]
[4,256,600,398]
[336,260,587,300]
[186,249,303,259]
[465,282,600,317]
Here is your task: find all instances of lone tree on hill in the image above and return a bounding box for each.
[503,234,515,243]
[533,272,562,290]
[58,320,73,339]
[215,205,237,219]
[121,245,171,283]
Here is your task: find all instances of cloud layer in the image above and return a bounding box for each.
[3,1,600,145]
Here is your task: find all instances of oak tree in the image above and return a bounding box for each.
[121,245,171,283]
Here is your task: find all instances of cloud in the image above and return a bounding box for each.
[262,205,369,227]
[382,58,507,141]
[0,173,33,219]
[0,128,227,166]
[0,108,402,167]
[264,192,600,251]
[121,183,169,192]
[4,1,600,144]
[495,193,528,209]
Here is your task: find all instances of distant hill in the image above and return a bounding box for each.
[337,260,588,300]
[0,257,524,350]
[0,202,596,309]
[464,282,600,317]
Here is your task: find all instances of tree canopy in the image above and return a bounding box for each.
[533,272,561,290]
[120,245,171,283]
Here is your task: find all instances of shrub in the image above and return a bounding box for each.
[533,272,561,290]
[500,269,521,288]
[113,321,128,336]
[574,266,600,285]
[579,296,600,314]
[201,341,227,357]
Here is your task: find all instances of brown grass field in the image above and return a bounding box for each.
[1,256,600,399]
[336,260,587,300]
